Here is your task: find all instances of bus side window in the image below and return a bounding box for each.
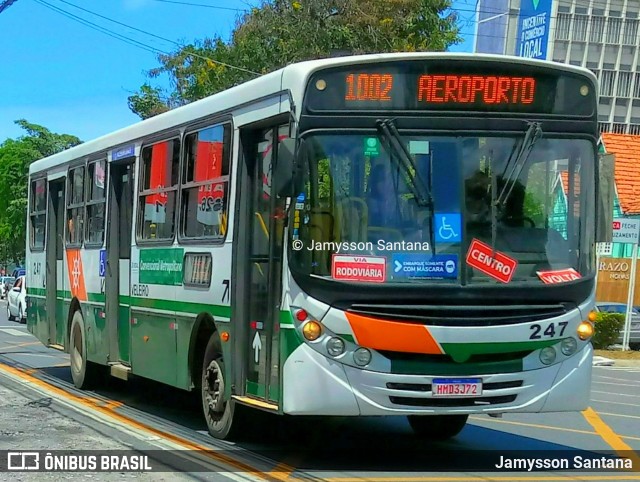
[66,166,85,246]
[29,178,47,250]
[86,159,107,245]
[180,123,231,241]
[137,139,180,242]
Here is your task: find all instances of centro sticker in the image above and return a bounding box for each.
[332,254,386,283]
[537,268,581,284]
[392,254,457,279]
[466,239,517,283]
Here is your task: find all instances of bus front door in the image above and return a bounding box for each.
[105,160,134,365]
[235,123,289,406]
[46,178,65,347]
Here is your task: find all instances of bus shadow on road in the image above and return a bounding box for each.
[37,363,614,473]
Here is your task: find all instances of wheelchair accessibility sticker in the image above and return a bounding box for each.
[435,213,461,243]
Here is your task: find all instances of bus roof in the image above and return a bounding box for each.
[29,52,596,176]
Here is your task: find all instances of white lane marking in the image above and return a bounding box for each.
[592,398,640,407]
[594,374,640,383]
[593,380,640,388]
[592,390,639,398]
[598,411,640,420]
[0,328,31,337]
[594,366,640,372]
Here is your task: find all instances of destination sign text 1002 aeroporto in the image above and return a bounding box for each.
[305,61,595,116]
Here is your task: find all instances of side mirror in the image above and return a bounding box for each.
[274,138,296,198]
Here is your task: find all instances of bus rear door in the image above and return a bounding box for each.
[46,178,65,347]
[105,159,134,366]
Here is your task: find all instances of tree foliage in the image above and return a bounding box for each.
[592,312,625,349]
[0,120,81,264]
[129,0,460,118]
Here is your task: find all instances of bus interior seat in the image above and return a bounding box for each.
[335,198,368,242]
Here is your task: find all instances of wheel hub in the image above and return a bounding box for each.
[204,360,225,415]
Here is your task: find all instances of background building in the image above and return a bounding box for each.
[474,0,640,135]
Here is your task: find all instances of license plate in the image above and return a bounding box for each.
[432,378,483,397]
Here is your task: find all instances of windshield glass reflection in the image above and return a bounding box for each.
[289,133,594,285]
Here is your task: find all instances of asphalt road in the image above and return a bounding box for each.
[0,301,639,481]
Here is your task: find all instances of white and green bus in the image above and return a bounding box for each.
[26,52,601,441]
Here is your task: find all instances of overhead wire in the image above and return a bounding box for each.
[33,0,165,56]
[33,0,259,75]
[150,0,247,11]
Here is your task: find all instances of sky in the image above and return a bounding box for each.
[0,0,475,144]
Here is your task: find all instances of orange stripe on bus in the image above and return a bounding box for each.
[345,312,443,354]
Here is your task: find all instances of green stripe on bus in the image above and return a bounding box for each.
[440,340,557,363]
[129,297,232,318]
[29,287,297,326]
[390,357,524,376]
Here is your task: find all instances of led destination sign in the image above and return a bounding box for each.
[306,61,595,116]
[345,73,537,106]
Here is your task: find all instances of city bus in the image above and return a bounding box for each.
[26,52,601,441]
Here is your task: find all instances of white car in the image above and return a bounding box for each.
[7,275,26,323]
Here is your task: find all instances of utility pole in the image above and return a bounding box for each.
[0,0,18,15]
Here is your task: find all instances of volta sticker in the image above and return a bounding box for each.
[466,239,517,283]
[536,268,581,284]
[332,254,386,283]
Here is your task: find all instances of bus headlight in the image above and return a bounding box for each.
[577,321,594,340]
[327,337,345,356]
[561,337,578,356]
[302,321,322,341]
[353,348,371,366]
[540,346,556,365]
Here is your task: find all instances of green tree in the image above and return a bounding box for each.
[129,0,460,118]
[0,120,81,264]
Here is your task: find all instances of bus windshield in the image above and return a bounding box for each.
[289,132,595,286]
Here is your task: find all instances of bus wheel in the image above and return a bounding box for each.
[407,414,468,440]
[69,311,100,389]
[201,334,244,440]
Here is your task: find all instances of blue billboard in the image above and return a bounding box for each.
[515,0,553,60]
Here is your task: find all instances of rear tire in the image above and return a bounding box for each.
[201,334,248,440]
[69,311,101,389]
[407,414,469,440]
[19,305,25,324]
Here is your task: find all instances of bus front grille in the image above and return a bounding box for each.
[347,303,569,326]
[386,380,523,392]
[389,395,517,407]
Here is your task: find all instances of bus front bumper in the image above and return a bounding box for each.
[282,343,592,416]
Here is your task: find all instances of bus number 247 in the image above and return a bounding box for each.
[529,321,568,339]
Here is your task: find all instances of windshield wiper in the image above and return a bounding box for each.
[496,121,543,209]
[376,119,431,207]
[487,121,542,257]
[376,118,435,252]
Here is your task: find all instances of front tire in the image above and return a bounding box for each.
[7,303,14,321]
[407,414,469,440]
[69,311,100,389]
[201,334,247,440]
